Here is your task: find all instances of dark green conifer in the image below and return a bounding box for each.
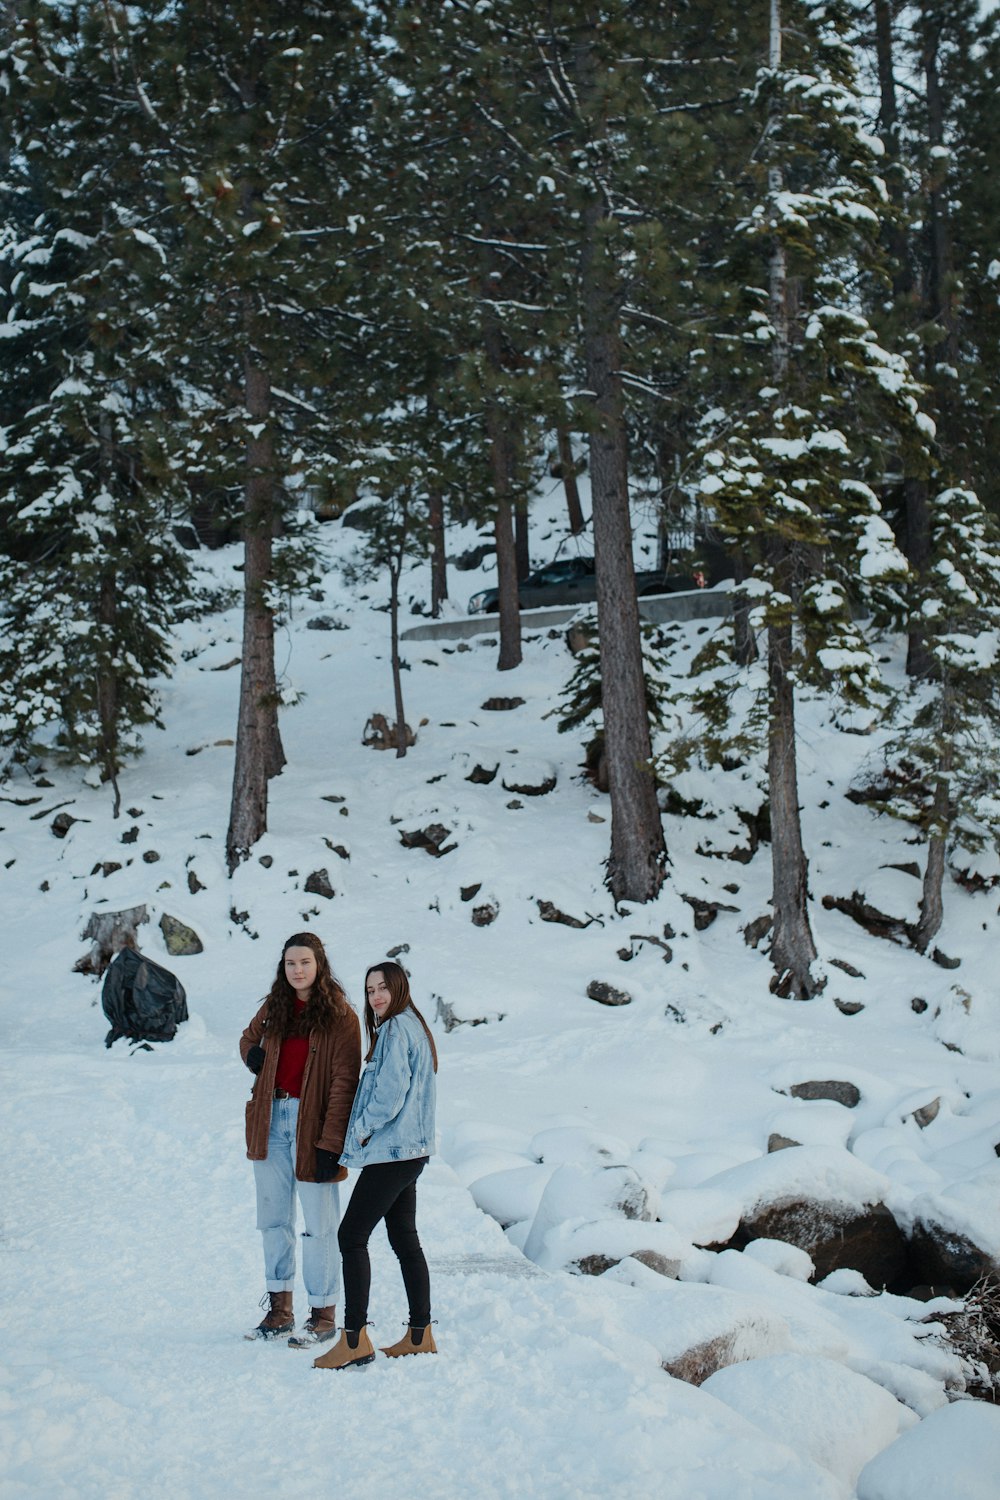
[0,3,192,810]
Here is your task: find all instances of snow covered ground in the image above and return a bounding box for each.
[1,504,999,1498]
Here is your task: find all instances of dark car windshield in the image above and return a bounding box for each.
[528,558,592,585]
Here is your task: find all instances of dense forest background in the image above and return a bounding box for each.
[3,0,1000,1004]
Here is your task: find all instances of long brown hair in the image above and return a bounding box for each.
[265,932,351,1038]
[363,961,438,1072]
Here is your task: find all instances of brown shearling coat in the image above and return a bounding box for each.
[240,1000,361,1183]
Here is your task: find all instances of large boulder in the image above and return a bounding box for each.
[901,1173,1000,1292]
[705,1147,911,1287]
[857,1398,1000,1500]
[740,1200,910,1288]
[528,1124,633,1166]
[558,1220,693,1279]
[606,1259,791,1384]
[522,1162,655,1267]
[703,1353,916,1492]
[467,1164,553,1229]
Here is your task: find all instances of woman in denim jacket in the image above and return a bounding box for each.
[314,960,438,1371]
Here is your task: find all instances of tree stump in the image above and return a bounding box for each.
[363,713,415,751]
[74,905,149,976]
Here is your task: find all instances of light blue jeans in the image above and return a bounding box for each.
[253,1097,341,1305]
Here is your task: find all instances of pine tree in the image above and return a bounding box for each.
[684,0,932,996]
[944,4,1000,515]
[557,611,677,793]
[344,427,435,759]
[0,3,192,810]
[859,485,1000,952]
[860,1,1000,680]
[371,3,563,671]
[134,0,380,870]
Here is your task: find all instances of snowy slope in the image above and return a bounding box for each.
[1,506,998,1499]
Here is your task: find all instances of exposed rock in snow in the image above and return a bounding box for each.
[586,979,632,1006]
[158,911,203,956]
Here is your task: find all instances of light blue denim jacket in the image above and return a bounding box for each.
[339,1007,436,1169]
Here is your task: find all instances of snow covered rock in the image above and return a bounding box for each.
[703,1353,917,1490]
[608,1259,792,1384]
[398,822,456,856]
[522,1162,655,1266]
[528,1124,633,1165]
[561,1219,692,1278]
[903,1172,1000,1290]
[766,1101,854,1152]
[586,979,632,1006]
[856,1398,1000,1500]
[468,1164,553,1228]
[708,1146,910,1285]
[500,757,557,796]
[448,1147,536,1189]
[742,1238,815,1281]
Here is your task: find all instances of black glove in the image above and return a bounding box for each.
[245,1044,265,1075]
[315,1148,340,1182]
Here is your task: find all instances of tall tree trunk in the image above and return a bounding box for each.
[904,476,933,677]
[922,9,960,375]
[515,495,530,580]
[580,196,666,904]
[492,489,521,671]
[96,410,121,815]
[557,425,586,535]
[768,0,789,382]
[426,390,448,617]
[874,0,913,302]
[226,347,286,873]
[388,558,408,758]
[428,480,447,618]
[921,4,967,486]
[874,0,931,677]
[767,616,820,997]
[96,558,122,818]
[732,550,759,667]
[483,309,522,671]
[914,738,953,952]
[914,822,947,954]
[764,0,818,993]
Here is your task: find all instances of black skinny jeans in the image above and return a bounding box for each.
[338,1158,430,1331]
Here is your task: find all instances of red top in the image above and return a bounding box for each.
[275,1000,310,1097]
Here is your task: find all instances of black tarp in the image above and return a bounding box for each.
[101,946,188,1048]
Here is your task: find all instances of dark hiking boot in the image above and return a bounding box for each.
[289,1305,337,1348]
[245,1290,294,1340]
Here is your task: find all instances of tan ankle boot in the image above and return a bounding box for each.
[245,1290,294,1340]
[289,1305,337,1348]
[313,1327,375,1370]
[380,1324,437,1358]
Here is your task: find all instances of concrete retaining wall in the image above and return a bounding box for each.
[401,587,733,643]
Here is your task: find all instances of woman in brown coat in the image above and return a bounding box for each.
[239,932,361,1346]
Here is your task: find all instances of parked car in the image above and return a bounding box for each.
[467,554,717,615]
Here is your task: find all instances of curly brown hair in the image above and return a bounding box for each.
[363,961,438,1071]
[265,933,351,1038]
